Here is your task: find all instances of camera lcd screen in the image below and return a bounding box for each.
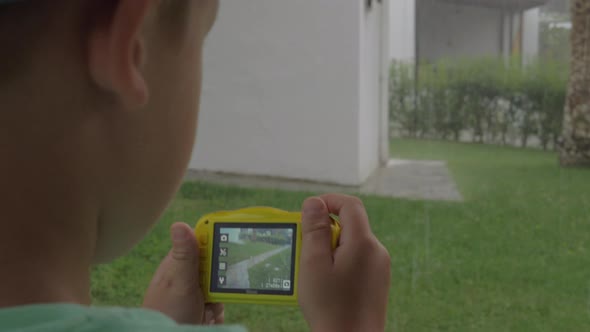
[211,223,297,295]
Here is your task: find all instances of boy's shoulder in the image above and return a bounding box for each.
[0,304,246,332]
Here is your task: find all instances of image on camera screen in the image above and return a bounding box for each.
[212,223,296,295]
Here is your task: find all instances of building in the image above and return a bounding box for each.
[390,0,549,63]
[542,0,570,13]
[190,1,390,186]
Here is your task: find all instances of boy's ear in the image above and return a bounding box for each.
[88,0,155,109]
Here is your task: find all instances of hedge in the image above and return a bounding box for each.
[389,57,568,150]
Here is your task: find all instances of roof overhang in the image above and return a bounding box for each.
[437,0,549,11]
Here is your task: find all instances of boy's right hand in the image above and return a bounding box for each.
[298,194,391,332]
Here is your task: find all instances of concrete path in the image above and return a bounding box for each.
[225,245,290,289]
[185,159,463,202]
[361,159,463,201]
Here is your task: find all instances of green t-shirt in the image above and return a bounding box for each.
[0,304,247,332]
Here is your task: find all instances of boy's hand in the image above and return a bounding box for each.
[298,195,391,332]
[143,223,224,325]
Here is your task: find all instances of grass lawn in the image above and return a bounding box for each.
[248,248,292,290]
[221,241,282,266]
[91,138,590,331]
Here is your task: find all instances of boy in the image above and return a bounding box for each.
[0,0,391,331]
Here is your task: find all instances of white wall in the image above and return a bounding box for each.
[191,0,380,186]
[379,0,391,165]
[416,2,541,62]
[523,8,541,62]
[502,11,512,59]
[359,0,383,182]
[390,0,416,61]
[417,1,503,61]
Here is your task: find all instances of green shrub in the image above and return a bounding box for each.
[389,57,568,149]
[390,61,420,137]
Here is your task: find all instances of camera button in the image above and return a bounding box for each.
[199,233,209,245]
[198,247,207,258]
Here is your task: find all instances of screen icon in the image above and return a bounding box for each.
[219,247,228,257]
[218,276,226,286]
[282,280,291,289]
[220,234,229,243]
[219,262,227,271]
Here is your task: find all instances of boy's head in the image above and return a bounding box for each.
[0,0,218,264]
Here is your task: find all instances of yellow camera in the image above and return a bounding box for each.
[194,207,341,306]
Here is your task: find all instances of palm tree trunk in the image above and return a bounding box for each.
[560,0,590,167]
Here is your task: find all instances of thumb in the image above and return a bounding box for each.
[143,222,204,324]
[162,222,200,296]
[170,222,199,264]
[300,197,334,269]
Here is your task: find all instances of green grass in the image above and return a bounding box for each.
[91,138,590,331]
[248,249,292,290]
[221,241,282,266]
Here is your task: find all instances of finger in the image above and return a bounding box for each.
[213,312,224,325]
[142,223,204,325]
[318,194,371,246]
[205,303,224,324]
[167,222,200,294]
[300,197,334,269]
[170,222,199,263]
[205,303,224,318]
[144,222,198,289]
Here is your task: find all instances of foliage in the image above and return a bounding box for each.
[240,233,291,246]
[540,20,571,65]
[390,57,568,149]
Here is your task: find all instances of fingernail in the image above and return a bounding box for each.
[303,198,324,218]
[172,226,188,242]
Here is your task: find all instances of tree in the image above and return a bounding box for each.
[559,0,590,166]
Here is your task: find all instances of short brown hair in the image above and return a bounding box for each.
[0,0,189,86]
[0,1,53,85]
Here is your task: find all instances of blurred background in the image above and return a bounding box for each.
[92,1,590,331]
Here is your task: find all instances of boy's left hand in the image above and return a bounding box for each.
[143,222,224,325]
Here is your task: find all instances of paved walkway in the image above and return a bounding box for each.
[225,245,290,289]
[362,159,463,201]
[185,159,462,202]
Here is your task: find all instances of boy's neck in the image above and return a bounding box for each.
[0,208,97,308]
[0,258,92,308]
[0,142,99,308]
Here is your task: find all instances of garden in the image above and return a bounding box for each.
[389,57,568,150]
[91,137,590,331]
